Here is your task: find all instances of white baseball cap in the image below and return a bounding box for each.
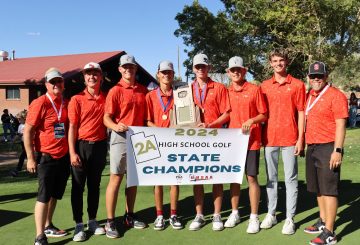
[228,56,245,69]
[83,62,102,72]
[193,53,209,66]
[158,60,174,72]
[45,68,63,82]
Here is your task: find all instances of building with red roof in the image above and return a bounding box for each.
[0,51,157,115]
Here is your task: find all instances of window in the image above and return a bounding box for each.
[6,87,20,100]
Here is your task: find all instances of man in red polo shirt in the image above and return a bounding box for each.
[225,56,267,233]
[303,62,348,245]
[68,62,107,242]
[260,49,305,235]
[188,53,230,232]
[146,60,183,231]
[104,54,147,238]
[24,68,70,245]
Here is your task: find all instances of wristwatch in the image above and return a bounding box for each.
[335,148,343,154]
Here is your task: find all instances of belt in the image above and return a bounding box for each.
[79,139,107,145]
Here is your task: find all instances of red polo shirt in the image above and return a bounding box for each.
[261,74,305,146]
[192,78,231,127]
[146,88,174,128]
[305,85,348,144]
[105,79,147,126]
[228,82,267,150]
[26,94,69,159]
[68,89,107,141]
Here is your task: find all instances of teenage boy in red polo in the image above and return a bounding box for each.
[225,56,267,233]
[25,68,70,245]
[104,54,147,239]
[303,62,348,245]
[260,49,305,235]
[188,53,230,231]
[146,60,183,231]
[68,62,107,242]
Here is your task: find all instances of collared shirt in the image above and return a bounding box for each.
[105,79,147,126]
[146,89,173,128]
[261,74,305,146]
[26,94,69,159]
[68,89,107,141]
[191,78,231,127]
[305,85,348,144]
[228,82,267,150]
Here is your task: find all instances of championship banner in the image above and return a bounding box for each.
[126,126,249,187]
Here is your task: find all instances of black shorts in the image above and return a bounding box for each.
[245,150,260,176]
[36,153,70,203]
[306,142,340,196]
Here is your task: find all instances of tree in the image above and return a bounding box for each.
[175,0,360,86]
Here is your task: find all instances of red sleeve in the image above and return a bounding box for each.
[332,91,349,119]
[296,82,306,111]
[26,97,44,126]
[256,86,267,114]
[68,96,79,125]
[218,85,231,114]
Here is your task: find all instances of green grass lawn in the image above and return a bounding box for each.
[0,129,359,244]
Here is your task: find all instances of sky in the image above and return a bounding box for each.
[0,0,224,80]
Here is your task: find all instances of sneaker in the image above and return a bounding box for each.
[224,213,240,228]
[34,234,48,245]
[169,215,183,230]
[105,221,119,239]
[282,218,296,235]
[10,170,18,177]
[189,214,206,231]
[246,217,260,234]
[153,216,165,231]
[212,214,224,231]
[73,224,86,242]
[310,228,337,245]
[260,214,277,229]
[304,218,326,234]
[44,223,67,238]
[124,213,146,229]
[88,220,105,235]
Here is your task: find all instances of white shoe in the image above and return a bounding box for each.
[153,215,165,231]
[88,219,105,235]
[189,214,205,231]
[73,224,86,242]
[246,217,260,234]
[260,214,277,229]
[282,218,295,235]
[224,213,240,228]
[212,214,224,231]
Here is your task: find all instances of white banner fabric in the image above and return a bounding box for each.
[126,126,249,187]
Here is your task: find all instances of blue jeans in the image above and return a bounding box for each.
[264,146,298,219]
[349,105,357,127]
[2,123,15,140]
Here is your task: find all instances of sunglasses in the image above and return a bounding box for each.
[194,64,207,70]
[309,74,325,80]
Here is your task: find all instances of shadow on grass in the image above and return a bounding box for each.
[0,209,33,227]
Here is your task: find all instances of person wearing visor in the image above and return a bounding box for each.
[146,61,183,231]
[225,56,267,233]
[189,54,231,231]
[104,54,147,239]
[24,68,70,245]
[303,62,348,245]
[68,62,107,241]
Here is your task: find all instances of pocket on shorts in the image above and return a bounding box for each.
[110,131,126,145]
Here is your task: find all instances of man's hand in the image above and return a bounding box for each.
[27,158,37,173]
[329,152,342,170]
[242,119,254,134]
[197,122,208,128]
[70,153,82,168]
[294,139,304,156]
[114,122,128,132]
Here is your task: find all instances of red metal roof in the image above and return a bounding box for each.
[0,51,124,84]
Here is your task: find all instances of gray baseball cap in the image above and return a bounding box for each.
[45,68,63,82]
[158,60,174,72]
[119,54,137,66]
[193,53,209,66]
[228,56,245,69]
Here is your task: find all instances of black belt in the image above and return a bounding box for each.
[79,139,106,145]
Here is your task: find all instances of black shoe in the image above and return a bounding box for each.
[34,234,48,245]
[44,223,67,237]
[310,228,337,245]
[123,213,146,229]
[304,218,325,234]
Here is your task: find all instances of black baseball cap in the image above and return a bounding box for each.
[308,61,327,75]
